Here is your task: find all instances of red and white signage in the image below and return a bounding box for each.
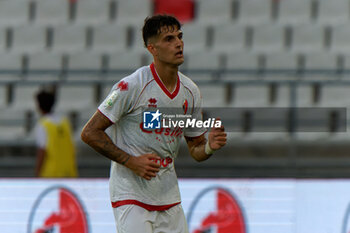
[1,179,350,233]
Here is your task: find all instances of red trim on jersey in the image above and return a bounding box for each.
[111,200,181,211]
[131,78,155,112]
[150,63,180,99]
[97,109,115,124]
[182,82,195,115]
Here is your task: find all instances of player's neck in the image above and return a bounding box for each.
[153,62,178,93]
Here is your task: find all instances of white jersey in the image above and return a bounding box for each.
[98,63,205,210]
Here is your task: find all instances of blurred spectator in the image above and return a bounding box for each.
[34,89,78,178]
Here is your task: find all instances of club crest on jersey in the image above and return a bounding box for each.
[148,98,157,108]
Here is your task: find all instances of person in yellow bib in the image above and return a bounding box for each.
[34,89,78,178]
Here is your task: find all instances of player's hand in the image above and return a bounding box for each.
[208,118,227,150]
[126,153,161,180]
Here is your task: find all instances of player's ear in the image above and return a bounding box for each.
[147,43,157,56]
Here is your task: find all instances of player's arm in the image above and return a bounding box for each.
[81,111,160,180]
[185,124,227,162]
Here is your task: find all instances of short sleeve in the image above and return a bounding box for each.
[35,123,47,149]
[98,80,134,123]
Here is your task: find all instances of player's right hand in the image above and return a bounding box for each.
[125,153,161,180]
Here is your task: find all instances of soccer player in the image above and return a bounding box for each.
[35,89,78,178]
[81,15,227,233]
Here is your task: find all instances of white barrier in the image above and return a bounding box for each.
[1,178,350,233]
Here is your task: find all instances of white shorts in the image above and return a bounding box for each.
[113,204,189,233]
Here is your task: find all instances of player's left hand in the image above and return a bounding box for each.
[208,118,227,150]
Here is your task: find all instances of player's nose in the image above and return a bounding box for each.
[175,37,183,48]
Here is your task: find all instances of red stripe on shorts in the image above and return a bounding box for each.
[111,200,180,211]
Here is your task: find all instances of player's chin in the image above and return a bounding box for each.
[174,58,184,66]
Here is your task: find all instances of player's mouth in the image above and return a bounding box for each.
[175,51,183,58]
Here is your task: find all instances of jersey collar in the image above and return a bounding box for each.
[150,63,180,100]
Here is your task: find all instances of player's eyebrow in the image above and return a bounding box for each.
[163,30,183,40]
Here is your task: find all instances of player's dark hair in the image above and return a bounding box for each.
[36,90,55,113]
[142,14,182,47]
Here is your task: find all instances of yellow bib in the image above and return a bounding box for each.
[39,117,78,178]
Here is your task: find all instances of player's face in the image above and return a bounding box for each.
[151,26,184,66]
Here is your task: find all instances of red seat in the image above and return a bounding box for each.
[154,0,194,23]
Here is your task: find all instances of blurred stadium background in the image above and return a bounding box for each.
[1,0,350,178]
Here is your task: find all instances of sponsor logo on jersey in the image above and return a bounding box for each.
[27,186,89,233]
[140,123,183,137]
[143,110,162,129]
[187,187,246,233]
[148,98,158,108]
[149,157,173,168]
[105,90,118,107]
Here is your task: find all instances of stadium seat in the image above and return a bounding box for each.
[273,85,291,107]
[251,23,286,53]
[194,0,233,25]
[115,0,152,26]
[330,24,350,53]
[317,0,349,26]
[75,0,111,25]
[212,23,246,53]
[92,24,128,53]
[107,50,150,72]
[0,125,26,141]
[52,24,88,53]
[10,84,41,112]
[341,53,350,71]
[291,24,325,53]
[295,85,315,107]
[11,25,47,53]
[198,84,228,107]
[319,86,350,107]
[0,52,24,73]
[182,22,208,52]
[225,51,259,71]
[303,51,339,72]
[264,51,299,71]
[154,0,194,23]
[130,25,148,52]
[68,51,103,72]
[294,107,334,134]
[55,85,96,112]
[237,0,272,25]
[34,0,70,26]
[231,85,271,107]
[28,51,63,72]
[250,108,289,132]
[185,50,222,70]
[277,0,312,26]
[0,0,29,26]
